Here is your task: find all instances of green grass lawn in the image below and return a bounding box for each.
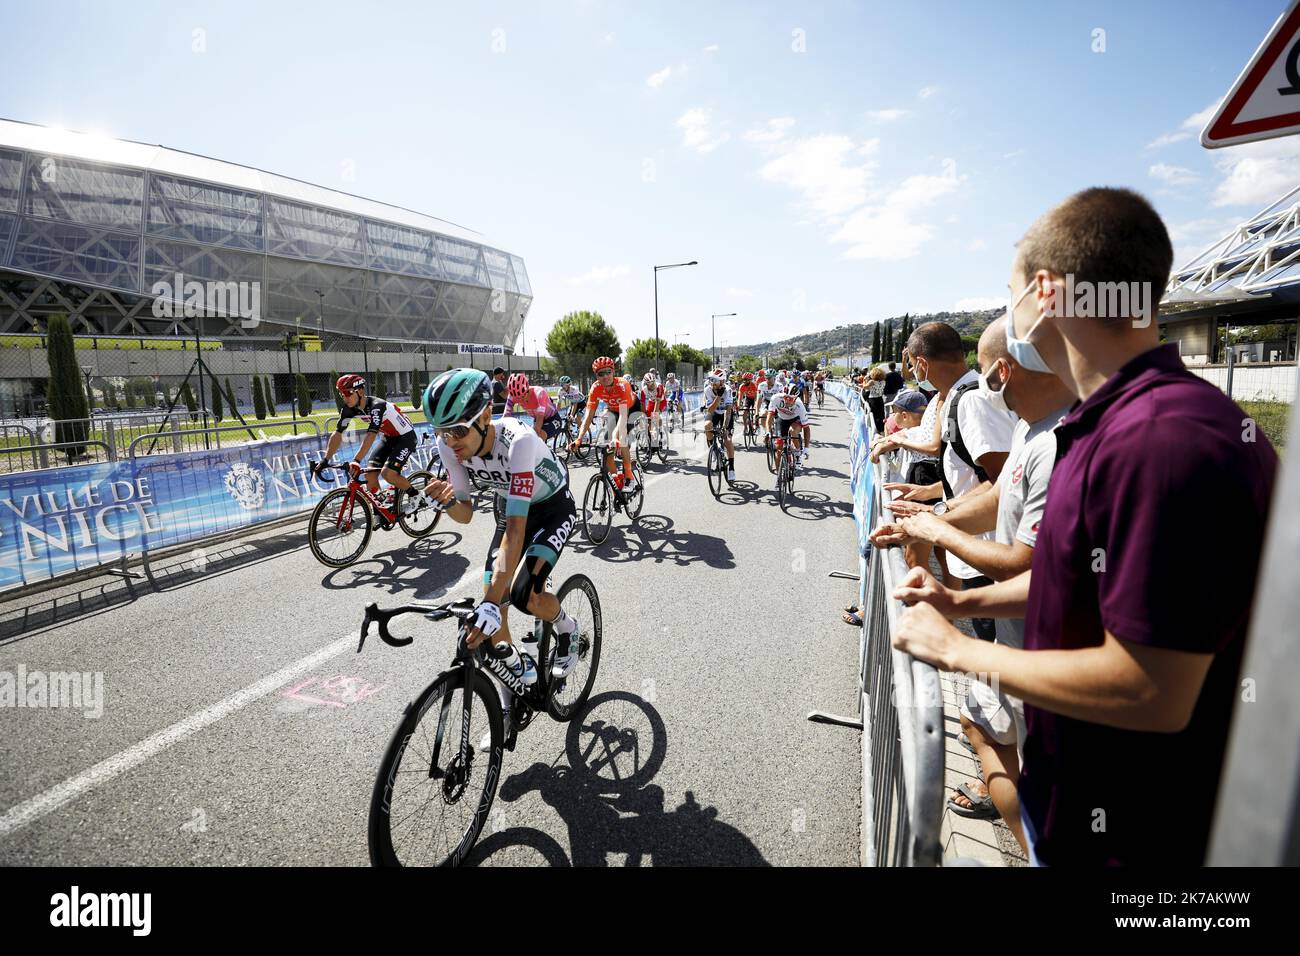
[1237,400,1291,452]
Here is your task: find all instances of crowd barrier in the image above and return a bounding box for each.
[0,389,707,594]
[827,380,945,866]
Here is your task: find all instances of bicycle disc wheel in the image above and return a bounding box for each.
[368,668,504,867]
[309,488,373,567]
[540,574,603,722]
[397,471,442,538]
[582,473,613,544]
[707,446,723,500]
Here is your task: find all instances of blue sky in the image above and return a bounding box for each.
[2,0,1293,354]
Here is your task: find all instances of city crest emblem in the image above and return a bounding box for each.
[224,462,266,510]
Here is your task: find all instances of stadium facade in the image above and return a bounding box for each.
[0,118,534,416]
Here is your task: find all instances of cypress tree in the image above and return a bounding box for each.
[375,370,387,399]
[295,373,312,416]
[264,376,275,414]
[883,321,893,365]
[180,382,198,421]
[253,376,266,420]
[46,314,90,453]
[871,323,881,364]
[224,378,235,417]
[211,376,224,421]
[410,370,425,412]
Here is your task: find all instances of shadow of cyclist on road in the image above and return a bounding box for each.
[318,531,469,598]
[569,514,735,569]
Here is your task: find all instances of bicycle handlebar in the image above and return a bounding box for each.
[359,597,477,652]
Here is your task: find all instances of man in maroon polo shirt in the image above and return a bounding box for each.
[890,187,1277,865]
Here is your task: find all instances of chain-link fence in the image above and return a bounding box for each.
[538,354,707,391]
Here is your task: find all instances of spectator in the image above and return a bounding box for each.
[892,187,1278,866]
[490,366,507,415]
[871,317,1072,850]
[865,366,887,433]
[883,362,905,405]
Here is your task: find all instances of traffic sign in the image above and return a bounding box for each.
[1203,1,1300,148]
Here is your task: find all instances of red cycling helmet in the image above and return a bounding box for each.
[506,372,530,402]
[742,372,754,382]
[592,356,616,373]
[336,373,366,394]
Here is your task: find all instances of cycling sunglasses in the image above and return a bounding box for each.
[437,422,476,441]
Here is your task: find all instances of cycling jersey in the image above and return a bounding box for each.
[437,417,568,519]
[511,385,557,421]
[335,397,414,438]
[738,383,759,405]
[767,395,810,425]
[702,385,734,411]
[664,383,684,402]
[639,383,665,409]
[587,378,641,415]
[555,385,584,408]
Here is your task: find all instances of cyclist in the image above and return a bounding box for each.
[664,372,684,427]
[737,372,759,433]
[505,372,564,444]
[639,372,667,450]
[572,356,644,492]
[814,370,826,406]
[420,368,583,711]
[702,369,737,482]
[555,375,583,413]
[316,374,428,516]
[766,382,811,463]
[798,370,812,409]
[755,373,775,435]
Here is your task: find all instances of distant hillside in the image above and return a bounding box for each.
[730,309,1001,359]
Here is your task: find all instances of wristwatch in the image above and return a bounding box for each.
[931,500,948,516]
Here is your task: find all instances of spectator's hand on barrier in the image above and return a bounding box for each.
[899,511,946,545]
[892,566,960,618]
[885,499,932,518]
[893,601,961,670]
[883,481,931,501]
[869,522,913,549]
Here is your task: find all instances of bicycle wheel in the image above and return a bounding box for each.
[776,457,787,507]
[765,435,777,474]
[368,668,504,867]
[626,462,645,522]
[309,488,373,567]
[397,471,442,538]
[539,573,603,722]
[635,422,652,467]
[582,473,613,544]
[707,445,723,500]
[654,427,668,463]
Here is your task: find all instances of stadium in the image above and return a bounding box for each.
[0,118,535,417]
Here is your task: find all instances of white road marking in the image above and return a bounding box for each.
[0,634,357,838]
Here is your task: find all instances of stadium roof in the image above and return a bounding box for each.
[1163,185,1300,314]
[0,117,485,246]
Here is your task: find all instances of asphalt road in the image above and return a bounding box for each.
[0,398,863,866]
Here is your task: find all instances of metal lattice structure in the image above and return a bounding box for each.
[0,118,531,348]
[1164,186,1300,310]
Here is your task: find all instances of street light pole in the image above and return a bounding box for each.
[315,290,325,341]
[711,313,736,368]
[653,260,698,370]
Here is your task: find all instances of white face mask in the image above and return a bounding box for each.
[978,361,1012,414]
[1005,281,1053,374]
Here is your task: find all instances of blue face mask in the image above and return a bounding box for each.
[1005,281,1054,374]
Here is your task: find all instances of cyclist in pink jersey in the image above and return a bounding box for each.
[506,373,563,442]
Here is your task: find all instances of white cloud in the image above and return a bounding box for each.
[703,44,719,53]
[918,86,939,99]
[1211,136,1300,207]
[677,108,730,153]
[954,296,1004,311]
[1147,130,1192,149]
[866,109,908,122]
[647,65,673,88]
[833,161,965,260]
[1167,217,1239,270]
[726,286,755,297]
[968,238,988,252]
[744,117,796,144]
[1002,149,1025,161]
[568,264,631,285]
[1146,100,1220,149]
[756,134,878,219]
[1149,163,1200,186]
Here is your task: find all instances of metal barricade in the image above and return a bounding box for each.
[126,420,321,461]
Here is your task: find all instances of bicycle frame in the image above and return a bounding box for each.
[337,476,399,528]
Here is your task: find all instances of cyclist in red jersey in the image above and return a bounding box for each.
[571,356,644,491]
[639,372,666,450]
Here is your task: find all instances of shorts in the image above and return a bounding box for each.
[538,414,564,440]
[483,489,577,611]
[777,416,806,439]
[643,401,662,416]
[960,678,1026,750]
[708,410,734,434]
[368,431,417,472]
[602,408,644,440]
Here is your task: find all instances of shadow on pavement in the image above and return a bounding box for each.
[569,514,736,569]
[318,531,470,599]
[467,691,769,866]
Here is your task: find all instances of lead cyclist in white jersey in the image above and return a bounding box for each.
[422,369,584,705]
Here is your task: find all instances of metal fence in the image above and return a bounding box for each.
[540,354,707,390]
[828,380,945,866]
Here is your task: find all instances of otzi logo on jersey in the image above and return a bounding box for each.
[223,462,266,510]
[510,473,534,499]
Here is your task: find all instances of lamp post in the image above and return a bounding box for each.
[674,332,691,345]
[314,290,325,341]
[654,261,697,370]
[711,313,736,368]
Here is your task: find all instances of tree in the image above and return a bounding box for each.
[871,323,881,364]
[295,373,312,416]
[180,382,198,422]
[776,347,804,371]
[883,321,893,365]
[668,342,712,368]
[224,377,236,417]
[410,370,426,412]
[45,314,90,455]
[161,384,172,407]
[734,354,761,373]
[253,376,267,420]
[329,368,343,413]
[211,375,224,421]
[374,370,387,399]
[264,376,275,414]
[545,310,621,364]
[625,337,669,364]
[103,380,117,409]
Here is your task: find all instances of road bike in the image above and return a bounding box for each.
[774,434,801,508]
[307,464,442,567]
[815,386,824,409]
[764,429,778,474]
[581,442,645,544]
[632,414,668,467]
[665,398,685,434]
[362,575,602,866]
[702,411,737,500]
[740,402,758,449]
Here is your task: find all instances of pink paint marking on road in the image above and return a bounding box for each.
[281,674,387,709]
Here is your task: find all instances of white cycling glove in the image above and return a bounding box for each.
[472,601,502,638]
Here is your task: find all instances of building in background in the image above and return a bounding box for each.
[0,119,533,416]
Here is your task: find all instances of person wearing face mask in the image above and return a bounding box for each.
[891,187,1279,867]
[869,317,1072,848]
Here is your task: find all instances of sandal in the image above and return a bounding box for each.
[947,782,999,820]
[842,610,863,627]
[843,603,860,614]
